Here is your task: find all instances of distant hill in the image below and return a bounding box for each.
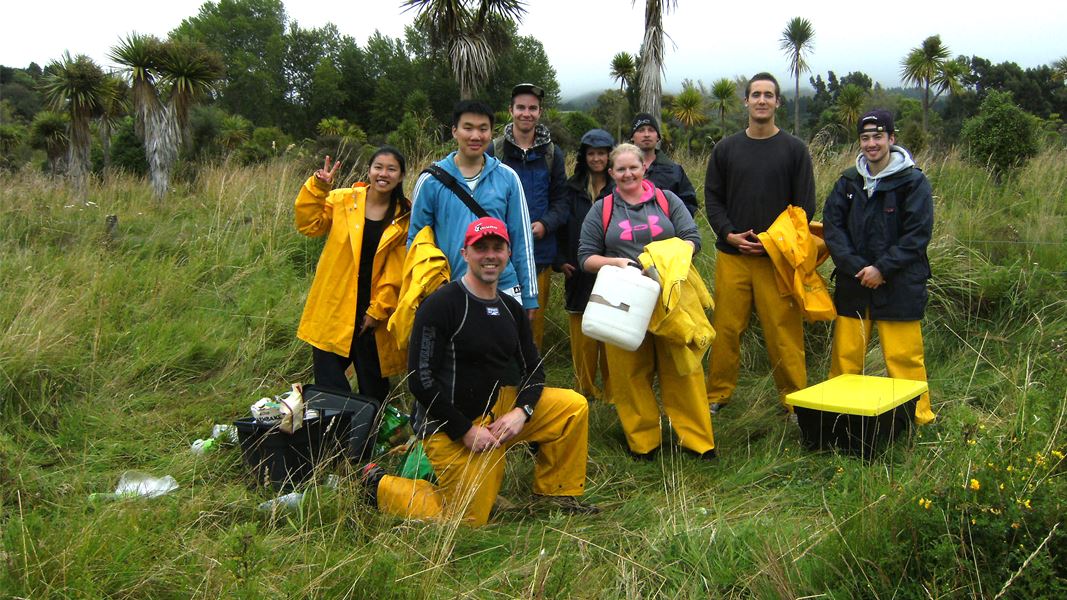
[560,90,603,112]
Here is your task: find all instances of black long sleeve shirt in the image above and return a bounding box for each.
[408,280,545,440]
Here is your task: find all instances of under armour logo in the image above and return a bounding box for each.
[618,216,663,241]
[847,193,853,199]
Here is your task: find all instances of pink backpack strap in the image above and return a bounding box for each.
[601,194,614,233]
[654,187,669,215]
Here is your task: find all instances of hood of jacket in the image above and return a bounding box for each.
[503,122,553,150]
[856,145,915,196]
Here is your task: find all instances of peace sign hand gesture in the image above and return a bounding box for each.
[314,155,341,187]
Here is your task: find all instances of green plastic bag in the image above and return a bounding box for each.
[399,441,437,483]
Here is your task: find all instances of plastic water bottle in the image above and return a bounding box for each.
[89,471,179,501]
[190,438,219,454]
[377,406,408,442]
[210,424,239,445]
[257,491,303,512]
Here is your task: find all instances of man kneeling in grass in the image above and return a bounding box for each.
[362,218,597,526]
[822,109,936,424]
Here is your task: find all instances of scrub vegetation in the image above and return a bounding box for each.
[2,144,1065,598]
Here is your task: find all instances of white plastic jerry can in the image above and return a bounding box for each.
[582,264,660,351]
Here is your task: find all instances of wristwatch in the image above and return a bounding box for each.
[520,404,534,421]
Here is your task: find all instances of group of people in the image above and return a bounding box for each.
[292,74,936,527]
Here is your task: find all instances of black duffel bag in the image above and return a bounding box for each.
[302,385,383,463]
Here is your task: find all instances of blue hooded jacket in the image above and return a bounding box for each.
[408,151,539,310]
[488,123,568,267]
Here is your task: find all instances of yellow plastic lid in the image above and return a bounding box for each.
[785,374,928,416]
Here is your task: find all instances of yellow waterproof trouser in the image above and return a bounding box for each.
[568,313,611,402]
[531,268,553,349]
[375,386,589,527]
[829,314,936,425]
[707,251,806,405]
[604,334,715,455]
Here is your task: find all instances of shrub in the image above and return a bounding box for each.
[961,91,1040,179]
[110,116,148,176]
[0,123,29,171]
[561,111,601,145]
[236,126,293,164]
[386,111,438,164]
[29,110,68,173]
[188,105,228,159]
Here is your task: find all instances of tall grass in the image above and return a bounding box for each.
[2,147,1065,597]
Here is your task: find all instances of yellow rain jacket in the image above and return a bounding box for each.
[295,176,409,377]
[758,206,836,322]
[638,238,715,376]
[387,226,450,353]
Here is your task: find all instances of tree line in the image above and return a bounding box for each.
[0,0,560,199]
[2,1,1065,198]
[599,23,1066,159]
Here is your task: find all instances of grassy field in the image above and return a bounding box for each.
[2,146,1065,598]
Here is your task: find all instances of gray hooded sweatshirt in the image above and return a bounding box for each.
[856,145,915,196]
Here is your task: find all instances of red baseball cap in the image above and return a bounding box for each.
[464,217,510,247]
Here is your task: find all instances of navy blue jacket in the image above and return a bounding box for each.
[558,174,613,312]
[489,132,568,267]
[646,151,698,216]
[822,165,933,321]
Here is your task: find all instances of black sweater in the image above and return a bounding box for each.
[704,130,816,254]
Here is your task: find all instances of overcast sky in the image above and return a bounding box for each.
[2,0,1063,101]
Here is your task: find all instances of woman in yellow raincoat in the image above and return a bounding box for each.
[294,147,411,400]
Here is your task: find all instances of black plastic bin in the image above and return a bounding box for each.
[794,398,916,458]
[302,385,382,463]
[786,374,928,459]
[235,416,328,492]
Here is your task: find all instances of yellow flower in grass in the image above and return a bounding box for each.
[967,439,977,446]
[969,479,981,491]
[917,497,932,510]
[1052,450,1065,460]
[1012,522,1021,529]
[1006,465,1014,472]
[999,483,1005,490]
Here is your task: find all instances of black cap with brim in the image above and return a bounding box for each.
[858,109,894,135]
[512,83,545,101]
